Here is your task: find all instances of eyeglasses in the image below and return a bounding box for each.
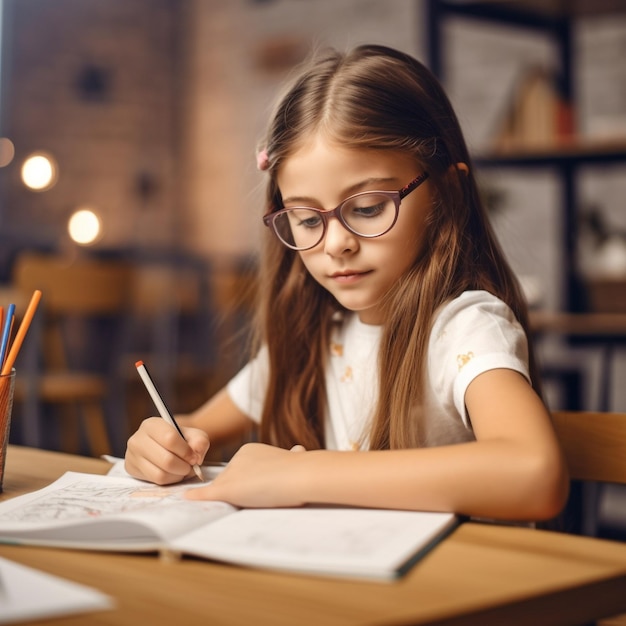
[263,172,429,251]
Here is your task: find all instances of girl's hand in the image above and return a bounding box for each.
[185,442,307,507]
[125,417,210,485]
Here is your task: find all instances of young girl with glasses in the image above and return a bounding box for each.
[125,44,569,521]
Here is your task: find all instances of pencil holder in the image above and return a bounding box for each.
[0,368,16,493]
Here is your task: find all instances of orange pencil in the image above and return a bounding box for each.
[1,290,42,375]
[0,306,4,367]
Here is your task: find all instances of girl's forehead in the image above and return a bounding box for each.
[276,143,426,208]
[278,135,419,185]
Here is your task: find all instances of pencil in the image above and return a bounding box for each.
[135,360,204,481]
[1,291,41,376]
[0,304,15,369]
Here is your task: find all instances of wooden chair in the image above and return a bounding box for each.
[551,410,626,626]
[552,410,626,485]
[115,254,218,439]
[11,252,132,456]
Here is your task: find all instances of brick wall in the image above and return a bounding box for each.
[0,0,419,267]
[0,0,180,256]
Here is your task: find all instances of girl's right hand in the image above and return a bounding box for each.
[124,417,210,485]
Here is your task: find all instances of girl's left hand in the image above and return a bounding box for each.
[184,442,307,507]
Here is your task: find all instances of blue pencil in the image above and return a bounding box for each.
[0,303,15,368]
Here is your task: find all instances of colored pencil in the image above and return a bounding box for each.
[135,360,204,481]
[0,304,16,370]
[1,290,42,376]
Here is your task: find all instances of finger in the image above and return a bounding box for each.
[126,423,196,482]
[124,454,186,485]
[124,443,189,485]
[290,444,306,452]
[184,483,220,501]
[179,426,211,464]
[141,419,206,469]
[126,433,191,480]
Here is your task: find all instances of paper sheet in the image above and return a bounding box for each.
[0,556,113,623]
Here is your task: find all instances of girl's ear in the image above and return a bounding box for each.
[455,162,469,175]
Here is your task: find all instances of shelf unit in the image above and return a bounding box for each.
[426,2,626,541]
[425,0,626,313]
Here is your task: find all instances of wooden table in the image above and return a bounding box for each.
[2,446,626,626]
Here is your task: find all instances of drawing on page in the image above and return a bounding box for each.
[0,481,204,523]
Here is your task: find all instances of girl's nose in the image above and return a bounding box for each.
[323,217,359,256]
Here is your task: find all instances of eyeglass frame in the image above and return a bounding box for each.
[262,171,430,251]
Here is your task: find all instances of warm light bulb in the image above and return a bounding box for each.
[21,152,58,191]
[0,137,15,168]
[68,208,101,245]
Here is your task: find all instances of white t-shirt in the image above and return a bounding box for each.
[226,290,530,450]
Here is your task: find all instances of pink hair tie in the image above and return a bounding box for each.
[256,149,269,171]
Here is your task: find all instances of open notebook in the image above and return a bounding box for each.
[0,470,459,581]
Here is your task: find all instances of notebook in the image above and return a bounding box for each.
[0,470,459,581]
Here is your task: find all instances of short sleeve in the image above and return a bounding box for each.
[226,346,269,424]
[427,291,530,429]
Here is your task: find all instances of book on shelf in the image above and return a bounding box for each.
[492,64,574,152]
[0,470,459,582]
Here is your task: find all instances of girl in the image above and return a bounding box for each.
[125,44,569,521]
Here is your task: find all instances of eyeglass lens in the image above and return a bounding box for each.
[272,192,397,250]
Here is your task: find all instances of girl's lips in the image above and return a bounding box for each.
[330,270,371,283]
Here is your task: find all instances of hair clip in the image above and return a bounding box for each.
[256,149,270,171]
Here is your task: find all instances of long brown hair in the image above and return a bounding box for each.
[253,44,539,450]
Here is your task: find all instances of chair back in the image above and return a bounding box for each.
[13,252,131,316]
[551,410,626,485]
[12,252,132,371]
[10,252,133,453]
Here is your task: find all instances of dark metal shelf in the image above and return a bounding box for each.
[474,140,626,168]
[437,1,626,22]
[426,0,626,313]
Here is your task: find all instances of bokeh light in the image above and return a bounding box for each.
[68,208,102,245]
[21,152,58,191]
[0,137,15,167]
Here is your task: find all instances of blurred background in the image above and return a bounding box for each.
[1,0,626,489]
